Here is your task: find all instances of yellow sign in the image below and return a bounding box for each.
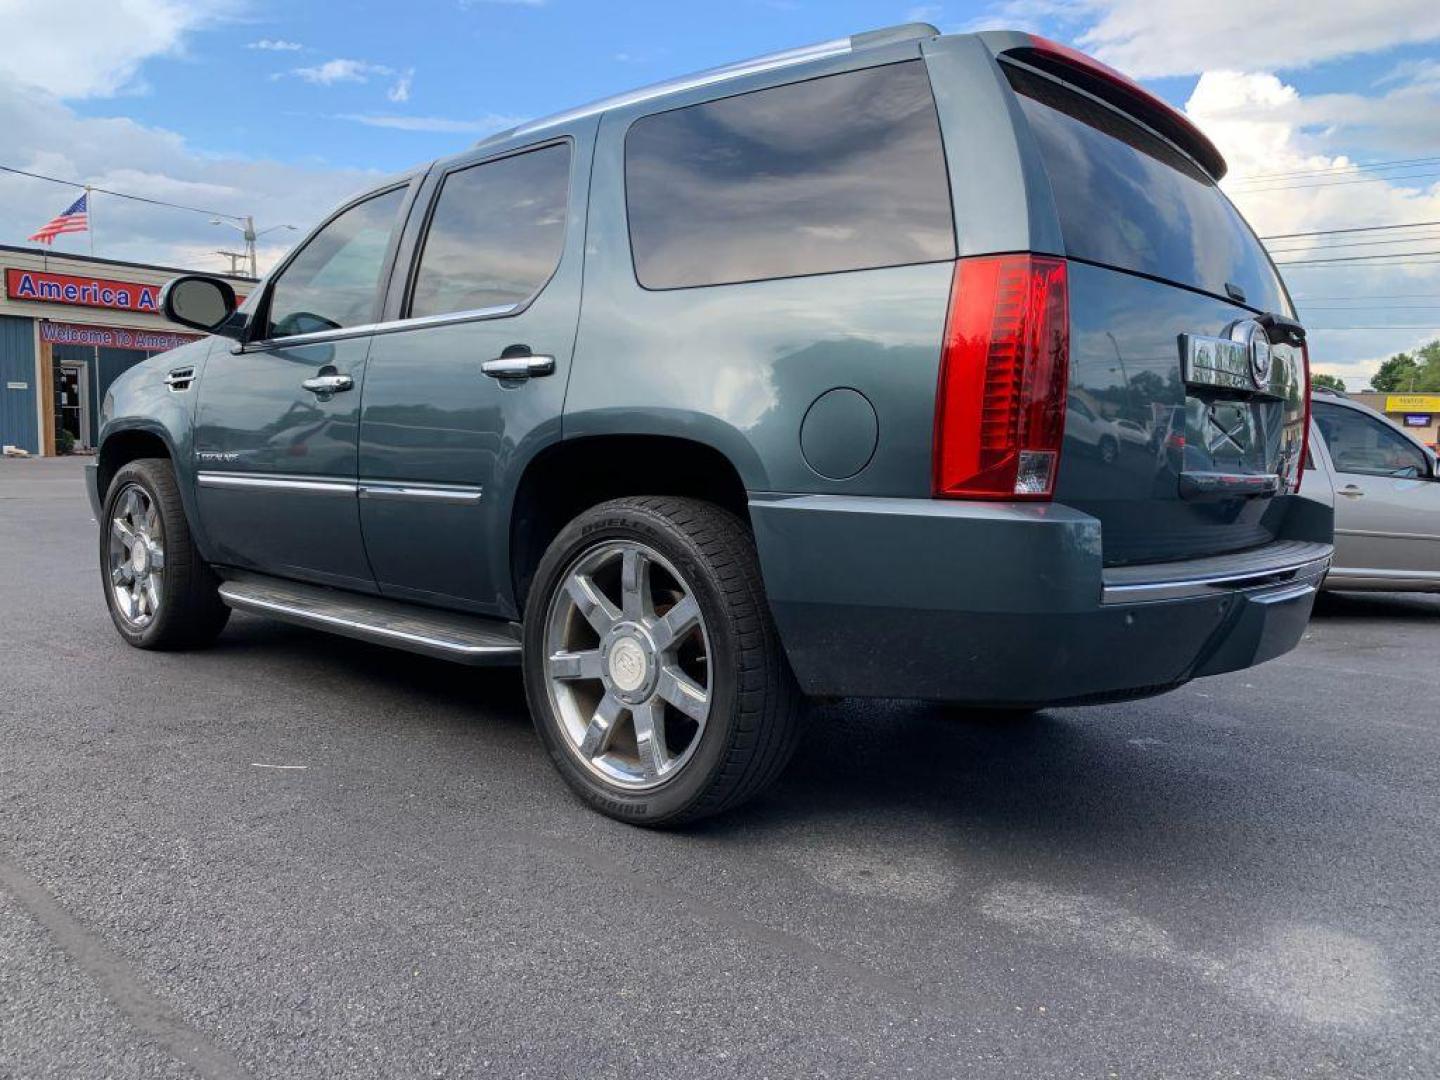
[1384,394,1440,413]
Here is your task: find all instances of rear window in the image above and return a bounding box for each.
[625,61,955,290]
[1004,64,1288,314]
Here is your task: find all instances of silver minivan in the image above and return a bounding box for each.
[1308,391,1440,593]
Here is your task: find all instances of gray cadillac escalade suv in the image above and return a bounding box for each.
[87,23,1332,824]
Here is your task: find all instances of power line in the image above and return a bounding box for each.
[1237,155,1440,181]
[1230,169,1440,192]
[1293,293,1440,300]
[1275,251,1440,266]
[1261,220,1440,240]
[0,163,244,221]
[1301,325,1440,330]
[1267,233,1440,255]
[1283,261,1440,269]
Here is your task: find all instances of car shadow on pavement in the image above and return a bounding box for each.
[1310,590,1440,621]
[210,611,1333,876]
[212,612,534,726]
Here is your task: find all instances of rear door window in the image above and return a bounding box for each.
[625,61,955,290]
[1005,63,1288,314]
[409,142,571,318]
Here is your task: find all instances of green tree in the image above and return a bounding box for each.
[1369,340,1440,392]
[1311,373,1346,393]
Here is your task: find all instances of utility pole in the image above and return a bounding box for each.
[216,250,248,275]
[243,215,257,278]
[212,215,293,278]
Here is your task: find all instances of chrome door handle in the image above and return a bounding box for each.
[301,374,353,395]
[1339,484,1365,498]
[481,355,556,380]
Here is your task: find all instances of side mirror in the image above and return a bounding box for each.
[160,275,240,337]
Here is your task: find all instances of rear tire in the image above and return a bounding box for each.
[101,458,230,650]
[522,496,803,826]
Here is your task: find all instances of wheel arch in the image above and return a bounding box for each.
[507,432,753,611]
[97,423,176,501]
[97,421,214,561]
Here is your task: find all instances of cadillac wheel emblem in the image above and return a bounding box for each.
[1226,319,1273,390]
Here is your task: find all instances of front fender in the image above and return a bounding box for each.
[98,338,216,554]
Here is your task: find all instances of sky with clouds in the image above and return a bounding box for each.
[1,0,1438,387]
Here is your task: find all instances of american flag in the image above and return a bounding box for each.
[28,192,89,245]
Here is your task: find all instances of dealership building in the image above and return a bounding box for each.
[0,244,252,457]
[1351,392,1440,451]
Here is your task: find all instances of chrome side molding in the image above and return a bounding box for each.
[358,481,483,505]
[197,472,356,497]
[197,472,484,505]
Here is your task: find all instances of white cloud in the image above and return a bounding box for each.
[387,69,415,103]
[248,38,303,52]
[0,80,377,275]
[290,58,393,86]
[338,112,520,135]
[1186,71,1440,387]
[0,0,232,99]
[1072,0,1440,79]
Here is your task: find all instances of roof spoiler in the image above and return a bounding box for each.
[989,33,1228,181]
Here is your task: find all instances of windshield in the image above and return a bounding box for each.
[1005,63,1290,315]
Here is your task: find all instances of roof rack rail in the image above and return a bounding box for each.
[477,22,940,148]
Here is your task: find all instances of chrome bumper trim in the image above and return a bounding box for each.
[1102,543,1332,605]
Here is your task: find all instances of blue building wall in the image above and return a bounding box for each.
[0,315,38,454]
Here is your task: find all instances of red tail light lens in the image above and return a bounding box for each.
[1288,342,1312,494]
[933,254,1070,500]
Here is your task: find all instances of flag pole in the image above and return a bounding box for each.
[86,186,94,257]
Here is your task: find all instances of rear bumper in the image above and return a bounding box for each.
[749,494,1331,706]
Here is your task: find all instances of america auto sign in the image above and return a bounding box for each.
[6,268,162,314]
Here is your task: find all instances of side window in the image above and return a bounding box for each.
[410,143,571,318]
[1313,403,1428,477]
[625,60,955,290]
[266,186,408,339]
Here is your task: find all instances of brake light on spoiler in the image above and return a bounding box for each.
[1006,35,1227,181]
[933,255,1070,500]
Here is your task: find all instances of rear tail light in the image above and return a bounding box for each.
[932,254,1070,500]
[1288,342,1312,494]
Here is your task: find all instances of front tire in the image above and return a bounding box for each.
[101,458,230,650]
[522,497,802,826]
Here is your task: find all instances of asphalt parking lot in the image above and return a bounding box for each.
[1,455,1437,1079]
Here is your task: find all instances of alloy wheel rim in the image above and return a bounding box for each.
[543,540,712,790]
[108,483,165,628]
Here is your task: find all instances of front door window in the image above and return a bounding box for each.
[264,186,408,339]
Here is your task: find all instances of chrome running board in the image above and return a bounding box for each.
[217,571,522,665]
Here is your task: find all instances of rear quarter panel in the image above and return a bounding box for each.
[566,68,955,498]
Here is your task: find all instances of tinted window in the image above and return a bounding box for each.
[410,144,571,318]
[625,61,955,289]
[1314,402,1428,477]
[1006,65,1288,314]
[266,187,407,339]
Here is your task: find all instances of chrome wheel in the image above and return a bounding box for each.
[108,483,165,628]
[543,540,711,790]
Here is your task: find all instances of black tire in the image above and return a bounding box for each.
[522,496,803,826]
[100,458,230,650]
